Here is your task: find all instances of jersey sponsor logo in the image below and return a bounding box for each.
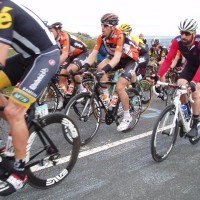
[0,7,13,29]
[29,68,49,90]
[12,92,30,103]
[49,59,56,66]
[128,69,135,76]
[22,87,37,98]
[74,42,83,48]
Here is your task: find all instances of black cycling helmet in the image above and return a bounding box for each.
[49,22,62,30]
[151,38,160,46]
[101,13,119,26]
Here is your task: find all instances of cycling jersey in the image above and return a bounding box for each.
[94,29,139,61]
[149,46,168,62]
[57,32,88,57]
[0,0,56,58]
[0,0,60,108]
[158,35,200,83]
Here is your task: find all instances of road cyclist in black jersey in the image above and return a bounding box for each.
[0,0,60,196]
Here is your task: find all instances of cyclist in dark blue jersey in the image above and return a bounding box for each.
[0,0,60,196]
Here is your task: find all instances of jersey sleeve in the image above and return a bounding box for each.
[192,66,200,83]
[93,35,103,51]
[158,40,179,77]
[61,33,70,54]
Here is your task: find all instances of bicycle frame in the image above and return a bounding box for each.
[153,81,192,133]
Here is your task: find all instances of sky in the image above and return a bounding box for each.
[14,0,200,38]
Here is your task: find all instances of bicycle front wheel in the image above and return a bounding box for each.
[151,104,179,162]
[64,92,101,146]
[26,113,80,189]
[37,83,59,113]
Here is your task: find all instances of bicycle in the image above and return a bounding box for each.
[64,71,142,146]
[150,81,200,162]
[37,69,94,112]
[0,88,80,189]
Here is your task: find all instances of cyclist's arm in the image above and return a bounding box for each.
[0,43,10,65]
[158,40,178,78]
[60,35,70,65]
[192,66,200,83]
[170,53,180,69]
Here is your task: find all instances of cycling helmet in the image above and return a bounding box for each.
[118,24,132,33]
[49,22,62,30]
[178,18,198,32]
[101,13,119,26]
[151,38,160,46]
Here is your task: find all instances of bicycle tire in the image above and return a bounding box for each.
[151,104,179,162]
[37,83,59,113]
[26,113,80,189]
[64,92,101,146]
[135,79,153,114]
[117,88,141,133]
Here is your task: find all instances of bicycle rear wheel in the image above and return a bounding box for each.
[26,113,80,189]
[136,79,152,114]
[151,104,179,162]
[64,92,101,146]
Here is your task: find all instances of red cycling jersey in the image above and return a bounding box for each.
[158,35,200,83]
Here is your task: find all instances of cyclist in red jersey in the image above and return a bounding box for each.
[0,0,60,196]
[150,18,200,138]
[80,13,139,132]
[49,22,89,108]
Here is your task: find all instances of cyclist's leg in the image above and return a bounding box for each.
[178,66,199,137]
[117,59,138,131]
[68,52,89,92]
[98,58,111,100]
[0,47,60,195]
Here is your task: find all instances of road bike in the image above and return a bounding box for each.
[0,88,80,189]
[64,71,142,146]
[150,81,200,162]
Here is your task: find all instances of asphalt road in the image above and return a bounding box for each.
[2,96,200,200]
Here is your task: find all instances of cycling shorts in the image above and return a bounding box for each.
[2,45,60,108]
[113,57,138,82]
[61,51,89,70]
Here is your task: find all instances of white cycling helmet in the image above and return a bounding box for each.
[178,18,198,32]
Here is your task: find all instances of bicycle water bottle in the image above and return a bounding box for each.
[181,105,189,121]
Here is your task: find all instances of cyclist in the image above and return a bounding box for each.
[0,0,60,196]
[139,33,147,45]
[80,13,139,132]
[150,18,200,138]
[118,23,149,78]
[149,38,168,99]
[49,22,89,109]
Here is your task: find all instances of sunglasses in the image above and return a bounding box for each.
[101,23,112,28]
[152,44,157,47]
[180,31,193,36]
